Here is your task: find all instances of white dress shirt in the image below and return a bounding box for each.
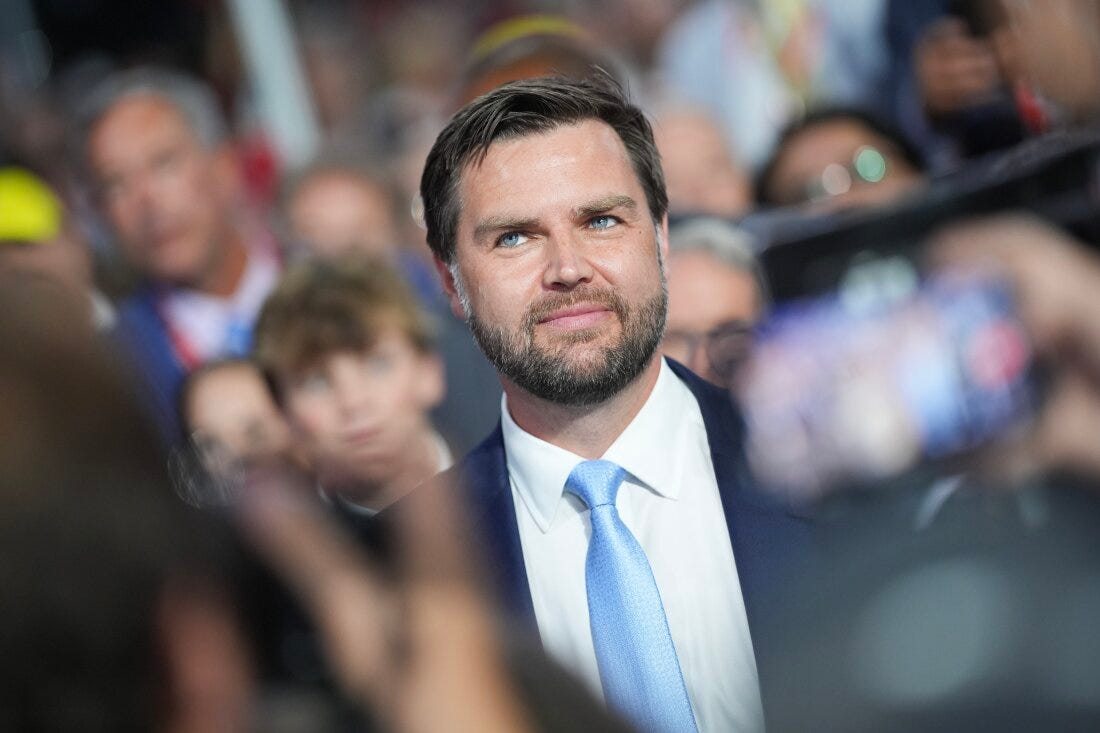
[502,359,765,733]
[161,243,280,362]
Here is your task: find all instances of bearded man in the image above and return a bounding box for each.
[416,74,809,733]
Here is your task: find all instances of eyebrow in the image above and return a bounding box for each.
[472,215,541,244]
[471,194,640,244]
[573,194,638,220]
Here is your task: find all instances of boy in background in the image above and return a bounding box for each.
[253,257,450,514]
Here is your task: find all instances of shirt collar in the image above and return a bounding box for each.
[603,358,696,502]
[501,358,699,533]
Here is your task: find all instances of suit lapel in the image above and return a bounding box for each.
[460,362,811,652]
[113,287,187,444]
[667,360,812,661]
[458,425,539,633]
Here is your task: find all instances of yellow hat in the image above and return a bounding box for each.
[471,15,587,62]
[0,167,62,244]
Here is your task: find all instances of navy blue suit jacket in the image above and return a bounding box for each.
[112,286,187,445]
[436,359,811,676]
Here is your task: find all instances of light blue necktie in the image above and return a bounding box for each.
[566,459,699,733]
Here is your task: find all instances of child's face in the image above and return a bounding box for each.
[187,364,292,473]
[282,330,444,487]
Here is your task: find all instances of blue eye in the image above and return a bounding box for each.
[589,215,619,230]
[498,231,529,248]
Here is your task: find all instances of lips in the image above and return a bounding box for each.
[537,303,613,329]
[342,425,381,447]
[146,221,187,251]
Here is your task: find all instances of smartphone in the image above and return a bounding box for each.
[735,273,1037,500]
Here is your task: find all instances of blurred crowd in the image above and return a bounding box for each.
[4,0,1100,730]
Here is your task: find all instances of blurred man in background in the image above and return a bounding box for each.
[79,67,281,442]
[281,156,444,304]
[652,105,754,219]
[283,160,401,263]
[661,217,767,384]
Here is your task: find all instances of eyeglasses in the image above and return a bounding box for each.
[662,319,755,382]
[800,145,891,204]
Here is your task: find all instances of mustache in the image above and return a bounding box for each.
[523,287,628,331]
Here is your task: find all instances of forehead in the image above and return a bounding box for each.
[194,364,265,396]
[658,112,725,148]
[89,94,197,160]
[667,249,759,323]
[294,170,390,208]
[456,119,642,225]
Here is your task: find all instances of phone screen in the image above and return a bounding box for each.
[735,274,1037,500]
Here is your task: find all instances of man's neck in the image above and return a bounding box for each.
[189,228,249,298]
[503,355,663,459]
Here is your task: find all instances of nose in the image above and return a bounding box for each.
[126,171,160,229]
[332,368,373,421]
[541,233,594,291]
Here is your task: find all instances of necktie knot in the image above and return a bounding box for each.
[566,459,626,509]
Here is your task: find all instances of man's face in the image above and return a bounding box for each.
[655,111,752,218]
[441,119,668,406]
[662,249,760,383]
[287,170,400,260]
[87,95,235,286]
[281,332,443,487]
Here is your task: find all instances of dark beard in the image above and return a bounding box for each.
[466,285,667,407]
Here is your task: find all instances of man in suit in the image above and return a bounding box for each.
[79,67,281,443]
[417,74,809,733]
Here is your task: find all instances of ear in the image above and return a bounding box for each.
[416,352,446,410]
[434,256,467,320]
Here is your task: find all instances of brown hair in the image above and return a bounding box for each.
[253,256,434,399]
[420,73,667,265]
[0,274,238,730]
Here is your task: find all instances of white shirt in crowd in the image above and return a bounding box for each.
[161,243,281,362]
[502,358,765,733]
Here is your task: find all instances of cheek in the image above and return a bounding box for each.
[189,411,228,443]
[376,362,438,425]
[286,398,335,440]
[172,162,223,224]
[381,375,427,423]
[106,197,143,240]
[463,250,530,291]
[660,337,693,364]
[620,253,665,299]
